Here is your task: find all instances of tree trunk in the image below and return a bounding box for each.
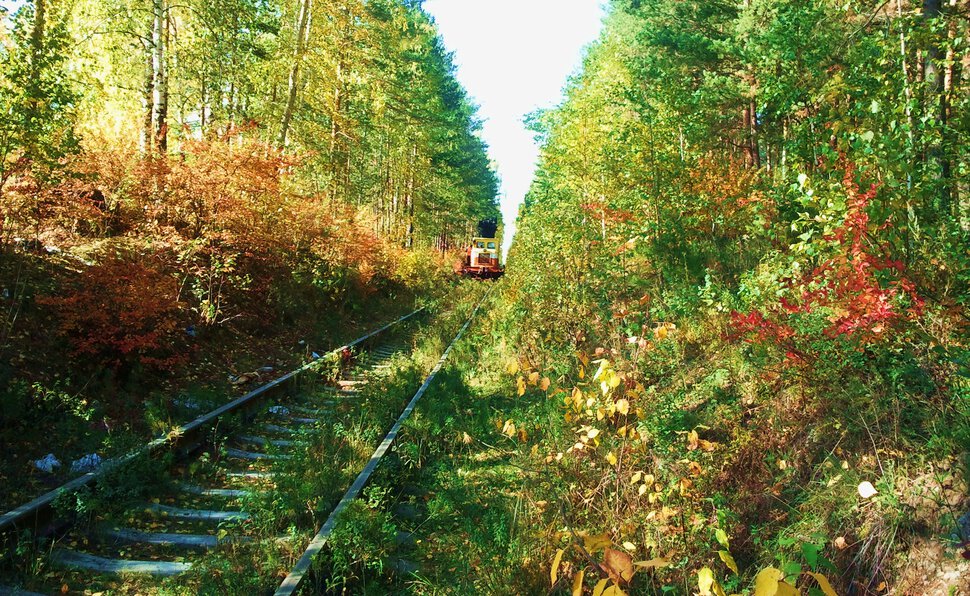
[279,0,312,149]
[30,0,46,67]
[152,0,168,153]
[406,147,416,249]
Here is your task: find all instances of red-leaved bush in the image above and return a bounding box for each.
[40,255,187,374]
[731,164,924,356]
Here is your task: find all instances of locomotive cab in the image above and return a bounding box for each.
[457,237,504,279]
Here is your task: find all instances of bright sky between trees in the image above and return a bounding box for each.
[423,0,606,254]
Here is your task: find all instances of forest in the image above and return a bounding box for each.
[0,0,497,496]
[1,0,968,594]
[479,0,969,594]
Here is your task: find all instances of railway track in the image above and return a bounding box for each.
[0,294,488,594]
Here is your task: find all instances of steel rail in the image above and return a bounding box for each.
[0,307,426,538]
[274,290,492,596]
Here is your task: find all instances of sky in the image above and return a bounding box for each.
[422,0,606,254]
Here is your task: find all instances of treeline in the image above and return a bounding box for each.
[0,0,498,378]
[1,0,498,247]
[500,1,968,593]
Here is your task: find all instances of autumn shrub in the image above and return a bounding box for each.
[40,253,187,378]
[391,248,452,297]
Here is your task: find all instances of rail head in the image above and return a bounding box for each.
[0,307,426,536]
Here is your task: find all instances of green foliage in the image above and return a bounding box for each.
[487,1,969,594]
[0,1,79,192]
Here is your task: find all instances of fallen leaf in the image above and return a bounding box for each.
[834,536,847,550]
[602,548,635,583]
[502,420,517,438]
[541,377,551,391]
[633,558,670,569]
[583,533,611,554]
[551,548,565,586]
[572,569,585,596]
[592,578,610,596]
[806,572,838,596]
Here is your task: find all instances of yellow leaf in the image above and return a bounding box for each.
[573,387,584,407]
[754,567,784,596]
[517,376,526,396]
[506,360,519,375]
[616,399,630,416]
[607,452,618,466]
[622,541,636,552]
[529,371,540,385]
[592,579,610,596]
[633,558,670,569]
[631,471,642,484]
[579,366,586,379]
[638,484,648,497]
[541,377,551,391]
[602,586,627,596]
[698,567,716,596]
[718,550,739,575]
[687,430,700,450]
[775,582,799,596]
[572,569,585,596]
[502,420,517,438]
[587,428,600,439]
[698,439,718,452]
[806,572,838,596]
[551,548,565,586]
[583,533,611,554]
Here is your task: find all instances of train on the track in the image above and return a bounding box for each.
[455,236,504,279]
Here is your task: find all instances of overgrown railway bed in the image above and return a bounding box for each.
[0,296,487,595]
